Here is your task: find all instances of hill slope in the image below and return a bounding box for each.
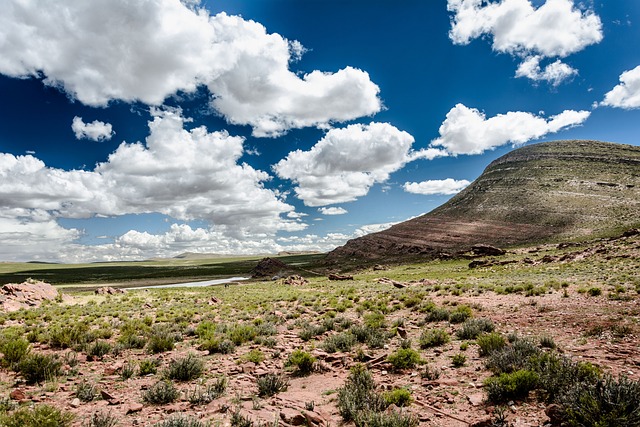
[327,140,640,262]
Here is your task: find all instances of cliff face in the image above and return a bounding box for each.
[326,140,640,263]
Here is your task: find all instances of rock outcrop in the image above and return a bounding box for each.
[0,281,60,311]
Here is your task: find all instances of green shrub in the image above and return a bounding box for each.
[484,370,539,403]
[558,375,640,426]
[83,411,118,427]
[425,307,450,323]
[387,348,421,371]
[87,340,111,359]
[120,361,136,380]
[143,380,180,404]
[364,312,387,329]
[139,358,160,376]
[227,324,257,346]
[1,337,30,369]
[257,373,289,397]
[354,410,418,427]
[18,353,62,384]
[323,332,357,353]
[146,334,175,354]
[76,381,98,402]
[418,328,450,348]
[528,352,600,402]
[164,353,204,382]
[476,332,506,356]
[200,336,236,354]
[188,376,227,405]
[449,305,472,324]
[486,337,540,374]
[456,318,494,340]
[48,323,93,349]
[451,353,466,368]
[241,349,265,364]
[153,415,207,427]
[383,388,412,407]
[117,333,146,349]
[337,364,387,422]
[0,404,74,427]
[587,287,602,296]
[286,349,316,376]
[539,335,556,349]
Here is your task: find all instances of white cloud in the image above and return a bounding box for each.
[403,179,471,195]
[318,207,348,215]
[71,116,114,141]
[274,122,446,206]
[0,0,381,136]
[601,65,640,109]
[515,56,577,86]
[0,109,309,262]
[430,103,590,155]
[448,0,602,84]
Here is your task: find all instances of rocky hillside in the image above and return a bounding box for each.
[327,140,640,263]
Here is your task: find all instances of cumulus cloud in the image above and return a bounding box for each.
[0,0,380,136]
[448,0,602,84]
[274,122,447,206]
[430,103,590,155]
[0,110,305,256]
[601,65,640,109]
[515,56,577,86]
[71,116,114,141]
[403,179,471,195]
[318,207,348,215]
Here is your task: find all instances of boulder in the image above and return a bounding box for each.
[471,244,506,257]
[0,281,60,312]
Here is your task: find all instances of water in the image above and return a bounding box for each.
[130,276,250,290]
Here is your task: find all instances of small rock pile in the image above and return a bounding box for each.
[251,257,289,279]
[94,286,127,295]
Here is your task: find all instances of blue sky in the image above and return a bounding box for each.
[1,0,639,262]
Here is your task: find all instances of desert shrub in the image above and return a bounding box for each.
[164,353,204,381]
[200,336,236,354]
[449,305,472,324]
[456,318,494,340]
[451,353,466,367]
[0,404,74,427]
[227,324,257,346]
[139,358,160,376]
[83,411,118,427]
[146,333,175,354]
[188,377,227,404]
[117,333,146,349]
[120,361,136,380]
[322,332,357,353]
[418,328,450,348]
[587,287,602,296]
[383,388,412,407]
[154,415,207,427]
[286,349,316,376]
[477,332,506,356]
[87,340,111,359]
[143,380,180,404]
[485,337,540,374]
[76,381,98,402]
[349,325,388,349]
[387,348,421,371]
[539,335,556,349]
[421,364,441,381]
[1,337,30,369]
[484,370,539,403]
[298,322,326,341]
[528,352,601,402]
[558,375,640,427]
[354,410,418,427]
[48,323,93,349]
[364,312,387,329]
[230,409,255,427]
[18,353,62,384]
[337,364,387,422]
[425,307,450,323]
[241,349,265,364]
[257,373,289,397]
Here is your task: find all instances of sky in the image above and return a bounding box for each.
[1,0,640,263]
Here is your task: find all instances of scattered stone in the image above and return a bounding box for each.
[279,408,307,426]
[376,277,406,288]
[545,404,564,424]
[125,403,144,414]
[471,244,506,256]
[373,264,387,271]
[470,418,493,427]
[467,393,484,406]
[9,389,26,401]
[95,286,126,295]
[70,398,81,408]
[283,275,309,286]
[328,273,353,281]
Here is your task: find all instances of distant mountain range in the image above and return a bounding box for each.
[327,140,640,263]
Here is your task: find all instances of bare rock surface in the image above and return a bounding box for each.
[0,280,59,311]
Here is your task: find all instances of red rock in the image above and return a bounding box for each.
[280,408,307,426]
[9,389,26,401]
[125,403,144,414]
